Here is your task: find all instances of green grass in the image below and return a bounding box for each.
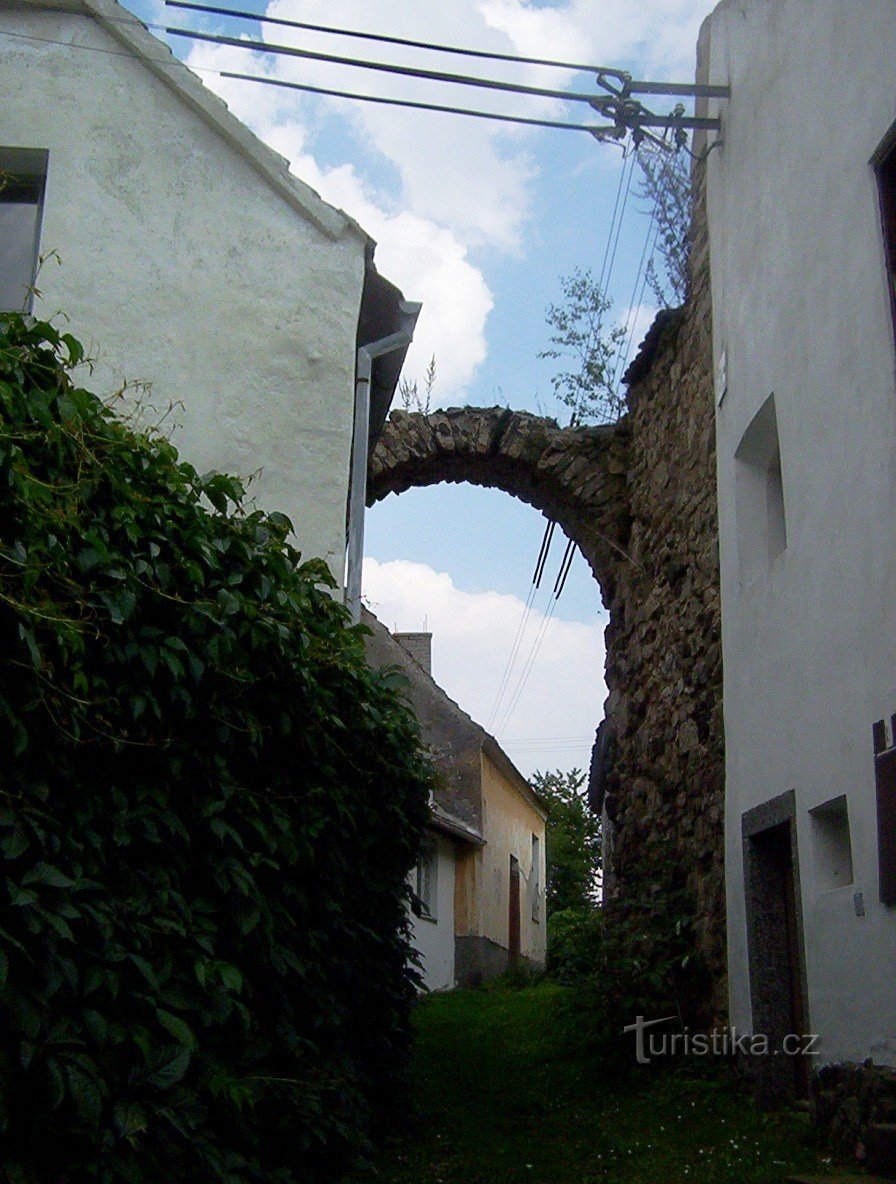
[365,983,847,1184]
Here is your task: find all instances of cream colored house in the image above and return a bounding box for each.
[363,611,547,990]
[0,0,416,592]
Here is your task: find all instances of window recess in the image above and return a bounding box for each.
[0,148,48,314]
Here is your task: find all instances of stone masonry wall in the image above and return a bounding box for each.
[599,164,726,1013]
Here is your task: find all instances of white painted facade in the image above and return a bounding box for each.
[1,0,410,582]
[408,833,457,993]
[701,0,896,1067]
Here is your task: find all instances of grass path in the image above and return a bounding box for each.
[368,983,845,1184]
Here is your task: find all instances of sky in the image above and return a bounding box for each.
[133,0,717,776]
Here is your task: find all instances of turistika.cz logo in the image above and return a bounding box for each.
[622,1016,820,1065]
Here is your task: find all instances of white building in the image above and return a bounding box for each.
[699,0,896,1101]
[0,0,416,594]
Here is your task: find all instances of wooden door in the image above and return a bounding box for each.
[508,856,521,964]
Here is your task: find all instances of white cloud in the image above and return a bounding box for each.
[185,41,494,398]
[183,0,713,398]
[362,557,607,777]
[480,0,711,81]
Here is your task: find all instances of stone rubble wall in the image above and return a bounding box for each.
[600,166,726,1012]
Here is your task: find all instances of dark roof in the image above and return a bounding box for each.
[621,306,685,387]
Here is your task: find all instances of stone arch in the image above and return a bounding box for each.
[368,407,631,603]
[367,192,726,1017]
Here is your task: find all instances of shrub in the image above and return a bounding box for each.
[555,886,712,1070]
[0,314,432,1182]
[546,906,603,983]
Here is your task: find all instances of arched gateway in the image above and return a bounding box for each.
[368,266,727,1018]
[368,407,629,602]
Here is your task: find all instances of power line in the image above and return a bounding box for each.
[0,26,614,136]
[610,143,676,392]
[220,71,607,134]
[485,586,537,732]
[166,0,628,78]
[486,520,555,731]
[496,537,576,737]
[165,25,612,107]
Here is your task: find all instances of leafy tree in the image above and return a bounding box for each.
[538,270,627,426]
[0,312,432,1183]
[531,768,601,916]
[539,145,692,426]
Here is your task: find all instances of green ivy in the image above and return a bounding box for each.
[0,313,432,1182]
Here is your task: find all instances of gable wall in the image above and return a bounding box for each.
[477,751,546,965]
[1,5,366,576]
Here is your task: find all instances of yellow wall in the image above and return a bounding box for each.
[473,754,547,963]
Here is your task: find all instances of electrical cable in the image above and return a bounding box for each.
[496,537,576,737]
[566,146,636,425]
[219,71,607,133]
[164,25,610,106]
[532,520,555,590]
[609,141,675,393]
[486,520,556,731]
[485,583,538,732]
[0,27,614,136]
[166,0,627,78]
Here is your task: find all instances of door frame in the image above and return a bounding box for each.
[742,789,810,1102]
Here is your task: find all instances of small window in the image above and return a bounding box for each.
[0,148,48,313]
[531,834,541,922]
[810,796,854,890]
[875,125,896,339]
[415,839,438,920]
[735,394,787,584]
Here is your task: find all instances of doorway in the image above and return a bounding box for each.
[508,855,521,965]
[742,791,809,1103]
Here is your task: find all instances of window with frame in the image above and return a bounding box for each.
[876,126,896,340]
[0,148,48,314]
[415,838,438,920]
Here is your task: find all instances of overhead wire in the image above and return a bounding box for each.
[218,71,606,133]
[0,26,615,136]
[166,0,626,78]
[485,520,555,731]
[495,535,575,737]
[164,25,614,107]
[490,133,641,730]
[609,138,677,393]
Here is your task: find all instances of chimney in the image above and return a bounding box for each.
[394,631,432,676]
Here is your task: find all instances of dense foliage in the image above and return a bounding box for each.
[0,314,432,1182]
[557,881,712,1068]
[531,768,600,917]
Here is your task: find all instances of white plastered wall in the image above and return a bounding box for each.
[409,834,456,992]
[0,3,367,579]
[702,0,896,1064]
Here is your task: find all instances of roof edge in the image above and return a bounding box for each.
[18,0,372,246]
[481,735,548,820]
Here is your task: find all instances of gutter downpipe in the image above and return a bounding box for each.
[345,302,421,622]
